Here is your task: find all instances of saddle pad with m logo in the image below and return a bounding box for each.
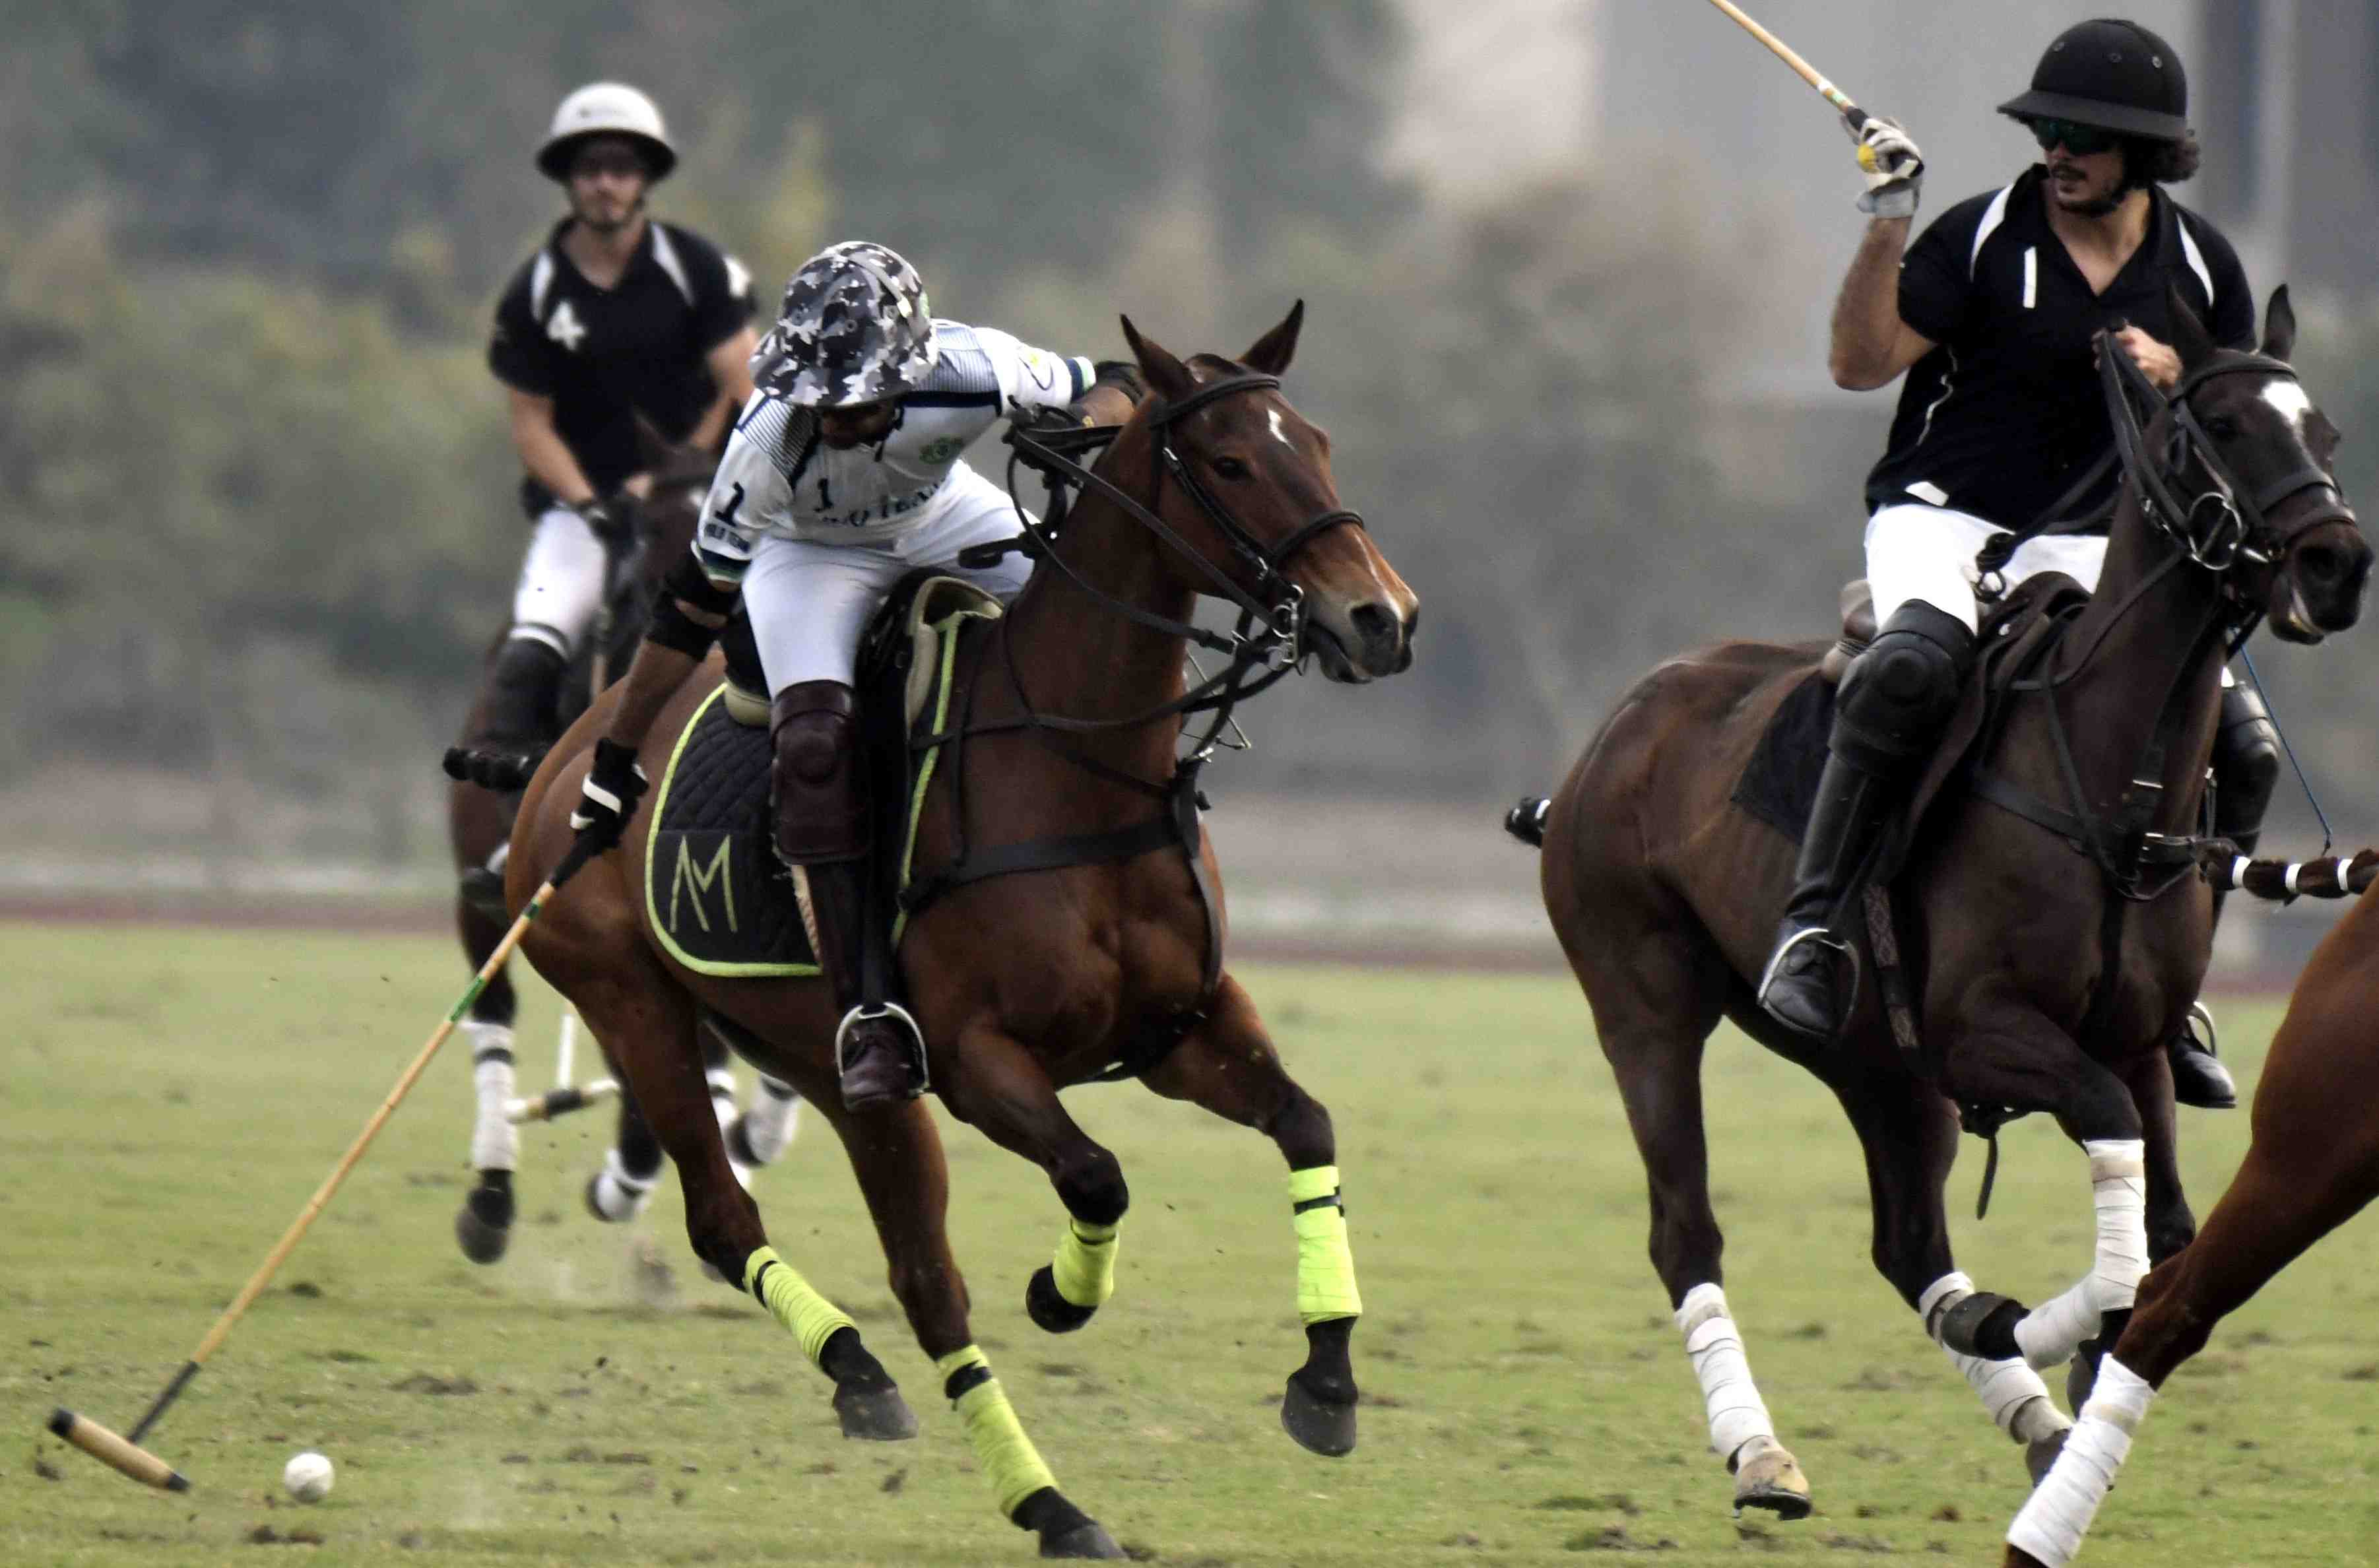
[643,686,819,977]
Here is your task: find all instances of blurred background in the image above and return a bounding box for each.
[5,0,2372,969]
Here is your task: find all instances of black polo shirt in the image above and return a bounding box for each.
[489,218,754,514]
[1866,166,2252,530]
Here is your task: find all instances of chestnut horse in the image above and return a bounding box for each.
[501,306,1418,1557]
[1512,289,2364,1521]
[2002,849,2379,1565]
[446,443,798,1266]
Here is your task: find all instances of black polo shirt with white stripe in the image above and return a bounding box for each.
[1865,166,2252,530]
[489,218,754,514]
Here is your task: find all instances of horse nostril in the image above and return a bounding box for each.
[1349,602,1399,655]
[2302,543,2345,587]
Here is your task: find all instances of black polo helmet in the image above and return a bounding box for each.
[1998,18,2190,143]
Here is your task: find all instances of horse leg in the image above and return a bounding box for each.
[1579,903,1809,1519]
[1140,974,1361,1458]
[701,1014,806,1178]
[938,1027,1132,1337]
[562,954,921,1454]
[2056,1045,2196,1413]
[1828,1064,2073,1484]
[1935,1005,2147,1376]
[452,882,523,1265]
[586,1076,664,1224]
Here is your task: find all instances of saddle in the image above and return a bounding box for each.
[645,572,1002,977]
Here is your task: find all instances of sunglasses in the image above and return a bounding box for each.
[570,151,647,181]
[2029,119,2119,156]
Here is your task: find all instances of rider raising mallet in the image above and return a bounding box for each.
[1755,18,2277,1111]
[460,84,757,830]
[570,242,1101,1113]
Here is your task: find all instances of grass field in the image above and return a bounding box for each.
[7,923,2379,1567]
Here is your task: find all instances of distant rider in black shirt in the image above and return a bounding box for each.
[1755,20,2275,1110]
[463,82,756,772]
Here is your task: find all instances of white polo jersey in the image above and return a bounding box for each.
[693,321,1091,583]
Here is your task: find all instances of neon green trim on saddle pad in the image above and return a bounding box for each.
[643,606,998,978]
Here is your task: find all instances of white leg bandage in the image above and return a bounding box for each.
[589,1146,658,1222]
[2005,1356,2154,1568]
[1676,1284,1776,1467]
[707,1066,738,1130]
[2015,1140,2148,1371]
[1920,1272,2068,1443]
[464,1021,519,1174]
[739,1077,802,1166]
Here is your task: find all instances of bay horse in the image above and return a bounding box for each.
[447,440,801,1266]
[1511,287,2364,1521]
[500,306,1418,1557]
[2002,849,2379,1565]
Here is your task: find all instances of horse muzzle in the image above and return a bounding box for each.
[2272,518,2371,643]
[1305,595,1417,684]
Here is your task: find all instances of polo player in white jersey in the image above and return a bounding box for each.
[569,242,1095,1112]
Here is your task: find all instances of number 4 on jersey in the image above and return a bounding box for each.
[546,300,587,351]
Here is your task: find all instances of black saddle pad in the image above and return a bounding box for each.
[1731,671,1836,843]
[643,688,819,977]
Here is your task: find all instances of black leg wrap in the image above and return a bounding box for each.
[1937,1290,2029,1363]
[471,637,569,752]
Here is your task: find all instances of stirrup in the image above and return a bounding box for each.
[835,1001,930,1096]
[2182,999,2219,1057]
[1755,925,1852,1006]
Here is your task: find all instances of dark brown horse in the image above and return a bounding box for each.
[500,307,1418,1557]
[1513,288,2365,1521]
[447,441,798,1265]
[2002,849,2379,1565]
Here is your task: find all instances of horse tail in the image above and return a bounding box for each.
[1503,795,1551,849]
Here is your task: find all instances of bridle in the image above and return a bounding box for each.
[990,370,1368,746]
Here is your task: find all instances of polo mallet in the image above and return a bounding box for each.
[1696,0,1875,143]
[47,835,599,1490]
[504,1006,620,1125]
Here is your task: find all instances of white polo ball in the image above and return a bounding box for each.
[282,1451,334,1503]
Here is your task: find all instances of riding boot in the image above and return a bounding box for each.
[1756,752,1907,1041]
[456,637,566,913]
[1757,602,1976,1043]
[771,681,925,1113]
[2167,680,2278,1111]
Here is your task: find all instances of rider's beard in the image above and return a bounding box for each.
[2047,158,2126,218]
[571,188,643,237]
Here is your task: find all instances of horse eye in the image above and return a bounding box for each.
[1212,455,1251,481]
[2204,416,2237,442]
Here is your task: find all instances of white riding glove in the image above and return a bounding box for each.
[1848,115,1924,219]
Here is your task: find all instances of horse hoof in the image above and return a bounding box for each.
[1938,1290,2028,1362]
[1039,1521,1125,1559]
[1026,1265,1097,1334]
[454,1183,513,1264]
[1732,1438,1811,1520]
[1280,1369,1357,1457]
[832,1382,919,1442]
[2025,1426,2069,1487]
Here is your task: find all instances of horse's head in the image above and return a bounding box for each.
[1115,304,1418,682]
[2149,286,2369,643]
[626,418,719,594]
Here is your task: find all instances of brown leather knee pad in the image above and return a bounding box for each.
[770,680,868,863]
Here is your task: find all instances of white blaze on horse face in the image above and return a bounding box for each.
[2262,378,2313,437]
[1266,407,1293,449]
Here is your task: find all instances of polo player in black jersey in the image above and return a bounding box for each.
[1755,19,2275,1111]
[461,82,757,780]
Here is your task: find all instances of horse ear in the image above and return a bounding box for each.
[2260,283,2297,362]
[2166,284,2217,372]
[1239,299,1305,376]
[1120,314,1195,404]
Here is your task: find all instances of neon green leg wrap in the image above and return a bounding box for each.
[743,1246,858,1367]
[935,1346,1060,1517]
[1288,1165,1362,1323]
[1050,1218,1119,1308]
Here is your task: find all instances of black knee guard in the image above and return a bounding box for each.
[2212,679,2281,854]
[1833,602,1976,773]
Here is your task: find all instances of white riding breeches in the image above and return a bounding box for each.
[509,505,610,657]
[1865,503,2107,635]
[742,465,1035,694]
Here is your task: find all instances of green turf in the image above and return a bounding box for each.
[6,922,2379,1566]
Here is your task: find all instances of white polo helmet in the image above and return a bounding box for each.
[537,82,676,182]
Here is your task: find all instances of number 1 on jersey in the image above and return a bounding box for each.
[816,475,833,509]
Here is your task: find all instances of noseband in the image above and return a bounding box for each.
[1004,374,1364,669]
[2106,343,2354,576]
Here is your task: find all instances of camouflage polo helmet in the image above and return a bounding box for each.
[751,242,936,408]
